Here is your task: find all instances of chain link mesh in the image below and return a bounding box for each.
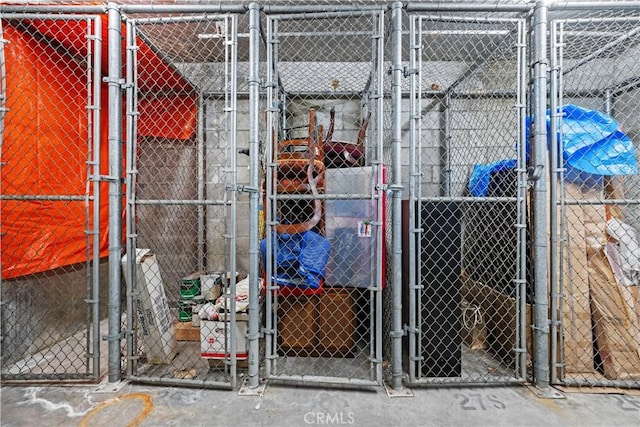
[1,16,103,381]
[121,12,246,387]
[261,8,387,386]
[405,10,530,385]
[551,11,640,388]
[2,1,639,391]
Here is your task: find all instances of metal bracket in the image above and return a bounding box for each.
[383,381,414,398]
[403,66,418,77]
[102,77,126,86]
[387,184,404,192]
[527,165,543,182]
[528,385,565,399]
[389,330,405,338]
[238,378,267,397]
[237,185,258,193]
[102,331,126,341]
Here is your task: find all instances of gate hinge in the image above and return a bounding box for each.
[403,66,418,77]
[404,325,419,335]
[389,330,405,338]
[102,331,126,341]
[236,185,258,194]
[102,77,126,87]
[527,165,543,182]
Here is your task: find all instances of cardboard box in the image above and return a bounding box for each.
[277,289,356,356]
[200,313,249,360]
[462,276,532,366]
[589,248,640,380]
[318,288,356,356]
[121,249,177,364]
[278,296,318,353]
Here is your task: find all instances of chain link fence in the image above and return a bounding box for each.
[549,10,640,388]
[2,1,639,392]
[403,7,530,386]
[1,14,105,381]
[261,6,387,387]
[121,11,248,389]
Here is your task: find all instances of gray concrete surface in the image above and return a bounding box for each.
[1,381,639,427]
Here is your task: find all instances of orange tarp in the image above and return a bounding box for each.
[1,19,196,279]
[1,24,110,279]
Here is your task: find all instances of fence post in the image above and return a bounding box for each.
[247,1,261,390]
[107,2,123,384]
[532,0,551,393]
[390,1,405,391]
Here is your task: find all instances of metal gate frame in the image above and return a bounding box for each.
[402,4,531,387]
[549,12,640,389]
[122,11,246,389]
[0,12,103,383]
[261,5,387,388]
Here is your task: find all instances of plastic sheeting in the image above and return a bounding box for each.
[1,24,110,279]
[557,104,638,177]
[260,230,331,290]
[468,104,638,197]
[1,19,197,279]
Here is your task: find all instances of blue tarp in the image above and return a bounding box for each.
[557,104,637,176]
[468,104,638,197]
[260,230,331,289]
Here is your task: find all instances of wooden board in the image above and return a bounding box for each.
[174,321,200,342]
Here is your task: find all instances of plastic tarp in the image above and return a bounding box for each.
[260,230,331,289]
[1,24,111,279]
[468,104,638,197]
[1,19,197,279]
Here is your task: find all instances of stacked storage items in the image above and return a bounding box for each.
[262,108,377,357]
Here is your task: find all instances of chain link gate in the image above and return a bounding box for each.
[121,11,247,389]
[261,5,387,387]
[1,13,104,382]
[549,9,640,389]
[404,7,531,386]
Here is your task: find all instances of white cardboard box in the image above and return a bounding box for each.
[121,248,178,364]
[200,313,248,360]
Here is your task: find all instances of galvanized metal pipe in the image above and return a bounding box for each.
[407,14,418,385]
[197,95,205,272]
[264,4,384,15]
[390,1,405,391]
[124,18,137,378]
[548,20,560,386]
[106,2,123,384]
[406,2,532,13]
[374,9,386,386]
[556,21,567,383]
[227,14,240,389]
[121,4,246,14]
[91,15,103,380]
[247,2,261,390]
[264,15,276,379]
[549,1,640,11]
[532,0,550,392]
[1,5,106,13]
[515,17,528,382]
[443,93,451,197]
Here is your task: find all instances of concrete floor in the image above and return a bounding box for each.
[1,380,639,427]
